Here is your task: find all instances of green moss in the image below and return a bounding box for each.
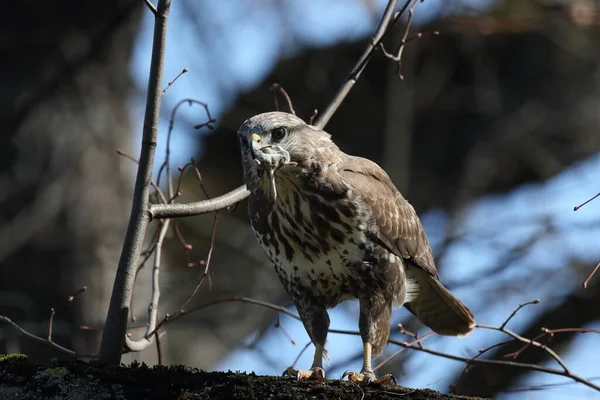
[0,353,28,362]
[42,366,68,379]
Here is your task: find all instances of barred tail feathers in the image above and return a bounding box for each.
[405,269,474,336]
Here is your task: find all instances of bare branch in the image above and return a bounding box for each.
[574,191,600,211]
[290,341,312,370]
[177,212,219,312]
[500,298,540,330]
[117,149,168,204]
[124,218,170,352]
[583,259,600,289]
[47,308,55,341]
[67,286,87,302]
[476,324,571,373]
[149,185,250,220]
[373,331,436,372]
[401,342,600,392]
[542,327,600,335]
[274,312,296,345]
[155,330,164,365]
[454,339,514,393]
[99,0,171,365]
[309,109,318,125]
[379,0,438,80]
[162,67,189,96]
[191,157,210,199]
[144,0,157,15]
[270,83,296,115]
[0,313,94,359]
[315,0,412,129]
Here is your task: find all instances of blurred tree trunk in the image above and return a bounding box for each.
[0,0,141,360]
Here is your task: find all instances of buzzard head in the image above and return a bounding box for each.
[237,111,332,199]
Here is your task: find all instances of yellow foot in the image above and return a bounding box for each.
[282,367,325,381]
[341,370,396,385]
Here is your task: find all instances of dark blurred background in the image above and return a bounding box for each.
[2,0,600,398]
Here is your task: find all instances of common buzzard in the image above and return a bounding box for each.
[238,112,474,383]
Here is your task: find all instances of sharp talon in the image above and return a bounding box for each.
[342,370,363,382]
[370,374,396,385]
[341,371,393,384]
[311,367,325,380]
[283,367,324,381]
[282,367,297,378]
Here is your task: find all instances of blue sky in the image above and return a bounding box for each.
[129,0,600,397]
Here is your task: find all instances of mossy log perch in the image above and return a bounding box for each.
[0,354,485,400]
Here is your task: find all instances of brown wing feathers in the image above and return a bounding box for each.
[339,155,475,336]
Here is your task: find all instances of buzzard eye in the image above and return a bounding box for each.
[271,127,286,142]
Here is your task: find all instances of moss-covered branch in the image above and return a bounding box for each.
[0,355,484,400]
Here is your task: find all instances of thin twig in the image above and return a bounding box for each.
[542,327,600,335]
[270,83,296,115]
[171,211,219,313]
[290,341,312,369]
[158,98,215,192]
[309,109,318,125]
[503,332,549,361]
[274,313,296,345]
[155,331,163,365]
[373,331,435,372]
[402,342,600,392]
[124,218,170,352]
[117,149,168,204]
[147,296,301,337]
[173,222,193,252]
[454,339,514,393]
[48,308,56,341]
[171,162,191,202]
[574,191,600,211]
[583,259,600,288]
[190,157,210,199]
[500,299,540,330]
[162,68,188,96]
[67,286,87,302]
[0,315,93,359]
[315,0,410,128]
[144,0,157,15]
[476,324,571,374]
[379,0,428,79]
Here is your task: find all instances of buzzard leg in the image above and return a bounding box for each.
[283,300,329,381]
[342,297,396,385]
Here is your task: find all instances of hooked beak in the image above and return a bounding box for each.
[250,133,262,152]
